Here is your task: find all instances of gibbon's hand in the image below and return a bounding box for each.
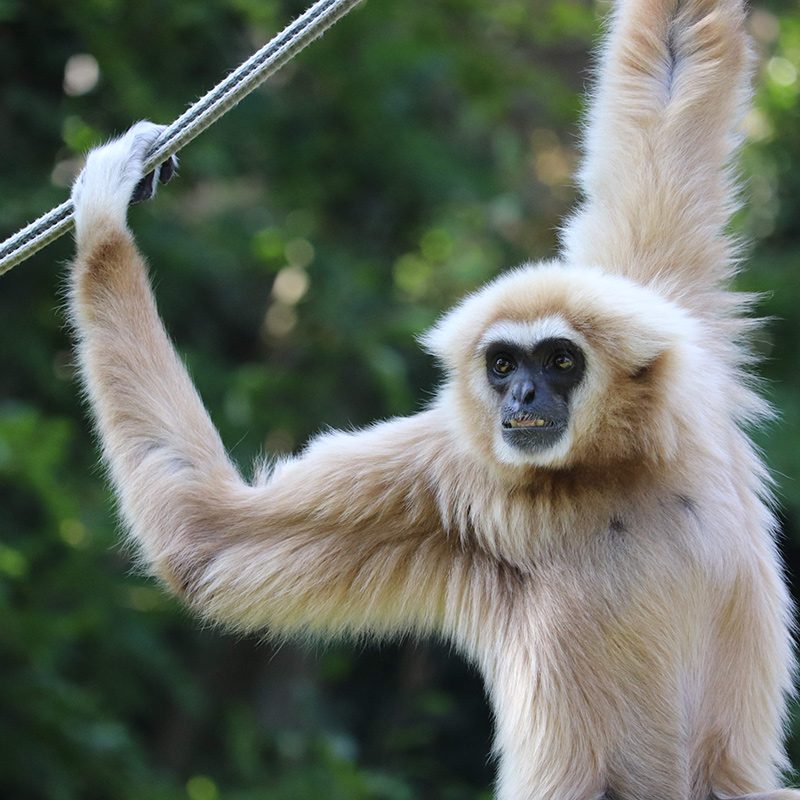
[71,121,178,234]
[560,0,751,309]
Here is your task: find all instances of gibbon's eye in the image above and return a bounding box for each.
[492,355,516,377]
[551,353,575,371]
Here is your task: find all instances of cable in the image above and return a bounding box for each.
[0,0,364,276]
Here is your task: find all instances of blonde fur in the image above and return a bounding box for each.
[67,1,797,799]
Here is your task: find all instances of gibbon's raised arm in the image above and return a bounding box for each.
[68,124,457,638]
[561,0,750,305]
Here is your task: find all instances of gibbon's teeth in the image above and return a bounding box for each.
[507,417,547,428]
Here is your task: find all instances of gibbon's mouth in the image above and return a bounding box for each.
[501,414,567,451]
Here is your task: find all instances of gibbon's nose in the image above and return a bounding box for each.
[511,379,536,407]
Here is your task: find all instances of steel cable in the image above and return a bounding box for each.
[0,0,364,275]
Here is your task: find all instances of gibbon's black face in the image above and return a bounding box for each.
[485,337,586,453]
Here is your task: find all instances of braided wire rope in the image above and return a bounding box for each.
[0,0,364,276]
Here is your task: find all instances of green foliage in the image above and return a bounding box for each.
[0,0,798,797]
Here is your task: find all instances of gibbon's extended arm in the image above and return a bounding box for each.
[68,123,457,637]
[561,0,751,305]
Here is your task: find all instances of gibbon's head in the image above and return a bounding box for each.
[421,262,705,471]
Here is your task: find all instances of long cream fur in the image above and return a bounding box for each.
[67,0,797,798]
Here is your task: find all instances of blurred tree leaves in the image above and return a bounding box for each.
[0,0,798,797]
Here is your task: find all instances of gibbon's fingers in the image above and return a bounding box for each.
[131,155,179,205]
[561,0,751,306]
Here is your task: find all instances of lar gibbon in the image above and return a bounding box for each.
[67,0,799,798]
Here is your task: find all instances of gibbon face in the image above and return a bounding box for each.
[423,262,701,471]
[483,332,586,455]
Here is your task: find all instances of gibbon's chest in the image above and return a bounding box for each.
[474,503,714,711]
[461,471,704,569]
[457,485,716,660]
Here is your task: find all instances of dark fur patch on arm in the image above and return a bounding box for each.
[74,230,143,305]
[84,232,134,281]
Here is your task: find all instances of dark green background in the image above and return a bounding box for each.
[1,1,798,797]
